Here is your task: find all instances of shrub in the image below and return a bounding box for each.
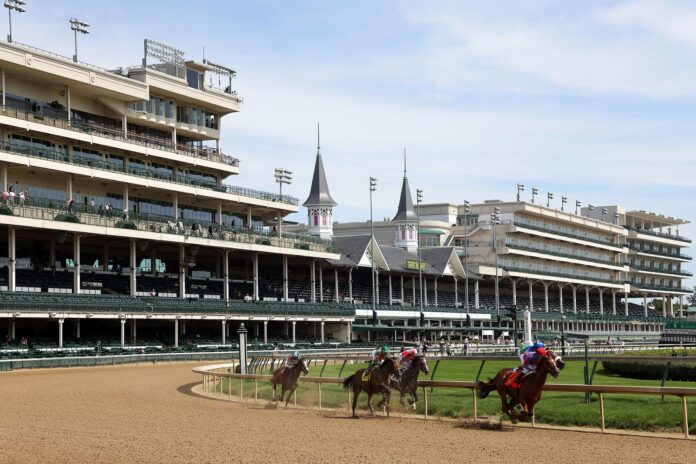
[602,360,696,381]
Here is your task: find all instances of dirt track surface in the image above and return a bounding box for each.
[0,363,694,464]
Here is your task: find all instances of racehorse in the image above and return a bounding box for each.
[476,350,564,423]
[394,355,430,410]
[271,358,309,407]
[343,358,401,418]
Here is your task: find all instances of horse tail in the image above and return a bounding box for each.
[343,374,356,390]
[476,378,495,399]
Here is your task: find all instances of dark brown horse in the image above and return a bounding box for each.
[476,350,564,423]
[271,358,309,407]
[343,358,401,417]
[395,355,430,410]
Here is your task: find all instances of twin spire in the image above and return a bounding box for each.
[393,147,417,221]
[303,123,337,207]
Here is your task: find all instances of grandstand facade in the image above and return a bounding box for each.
[0,35,692,356]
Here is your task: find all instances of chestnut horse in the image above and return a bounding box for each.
[343,358,401,417]
[476,350,564,423]
[271,358,309,407]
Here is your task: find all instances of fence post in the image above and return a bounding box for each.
[429,359,441,393]
[338,359,348,377]
[240,377,243,401]
[599,393,605,432]
[423,386,428,419]
[318,383,322,410]
[228,376,232,399]
[320,359,328,377]
[254,379,258,402]
[475,360,486,382]
[682,395,689,439]
[584,341,590,404]
[472,389,478,421]
[661,362,672,402]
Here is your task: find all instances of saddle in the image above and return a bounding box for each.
[504,370,525,389]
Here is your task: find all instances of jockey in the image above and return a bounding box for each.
[366,345,390,375]
[398,347,419,371]
[285,350,301,370]
[520,341,547,376]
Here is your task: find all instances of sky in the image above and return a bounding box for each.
[13,0,695,286]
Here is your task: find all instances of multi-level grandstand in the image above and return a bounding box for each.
[0,36,693,357]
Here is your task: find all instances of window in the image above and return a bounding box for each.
[321,211,328,226]
[408,227,414,239]
[186,68,202,90]
[313,213,318,226]
[401,228,406,240]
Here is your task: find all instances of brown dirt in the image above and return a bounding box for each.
[0,362,694,464]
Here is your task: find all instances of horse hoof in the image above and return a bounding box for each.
[412,404,417,411]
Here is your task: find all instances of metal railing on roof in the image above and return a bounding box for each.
[627,244,692,260]
[626,226,691,243]
[11,41,107,72]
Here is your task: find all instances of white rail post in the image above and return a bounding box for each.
[599,393,605,432]
[318,383,322,410]
[423,387,428,419]
[682,396,689,439]
[472,389,478,421]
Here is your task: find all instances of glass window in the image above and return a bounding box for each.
[186,69,202,90]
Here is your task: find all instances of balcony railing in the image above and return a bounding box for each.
[627,244,692,260]
[629,263,693,277]
[0,140,298,206]
[1,198,335,253]
[513,217,619,247]
[630,283,692,293]
[500,261,620,285]
[505,238,619,266]
[0,105,240,167]
[626,226,691,243]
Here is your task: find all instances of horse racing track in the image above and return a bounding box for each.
[0,362,694,464]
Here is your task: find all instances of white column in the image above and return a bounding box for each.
[223,250,230,302]
[375,271,380,304]
[434,277,438,307]
[679,296,684,318]
[348,268,353,302]
[412,276,416,304]
[423,278,428,307]
[263,321,268,344]
[1,68,5,107]
[543,282,549,312]
[252,252,259,301]
[400,275,405,302]
[122,114,128,137]
[75,320,80,339]
[320,321,325,342]
[586,288,591,314]
[572,286,578,314]
[179,244,186,299]
[662,296,667,317]
[129,239,137,296]
[529,281,534,311]
[221,320,226,345]
[292,321,296,344]
[73,234,81,294]
[174,319,179,348]
[120,319,126,347]
[512,280,517,306]
[0,163,6,194]
[454,276,459,307]
[388,274,393,306]
[319,264,323,302]
[123,184,129,218]
[65,85,71,121]
[334,269,339,302]
[643,294,648,317]
[282,255,289,302]
[7,226,15,292]
[612,290,617,315]
[173,192,179,222]
[474,280,480,309]
[58,318,64,348]
[310,260,316,303]
[559,285,563,313]
[599,290,604,315]
[246,208,253,228]
[66,175,73,202]
[131,319,137,343]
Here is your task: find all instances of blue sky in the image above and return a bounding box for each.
[16,0,696,285]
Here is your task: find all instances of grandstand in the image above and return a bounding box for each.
[0,31,692,357]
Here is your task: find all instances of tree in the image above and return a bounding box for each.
[687,286,696,307]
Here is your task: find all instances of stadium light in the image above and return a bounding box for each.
[602,208,608,222]
[561,197,567,211]
[463,200,471,315]
[547,192,554,208]
[417,189,424,314]
[4,0,25,43]
[516,184,524,202]
[531,187,538,204]
[575,200,581,215]
[614,212,620,225]
[491,207,501,320]
[70,17,90,63]
[369,177,377,314]
[274,168,292,237]
[587,204,595,218]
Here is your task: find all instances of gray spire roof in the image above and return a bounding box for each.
[392,154,417,221]
[303,125,337,207]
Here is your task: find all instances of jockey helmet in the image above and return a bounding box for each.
[380,345,390,354]
[533,341,545,350]
[293,350,300,358]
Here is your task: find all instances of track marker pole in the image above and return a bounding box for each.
[318,383,322,410]
[682,396,689,439]
[254,379,258,402]
[599,393,605,432]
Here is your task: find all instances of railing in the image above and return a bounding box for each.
[499,261,620,285]
[0,105,240,167]
[0,140,297,206]
[194,361,695,438]
[513,217,618,247]
[627,244,692,260]
[629,263,692,277]
[2,199,336,253]
[631,283,692,293]
[504,239,618,266]
[12,40,108,72]
[626,226,691,244]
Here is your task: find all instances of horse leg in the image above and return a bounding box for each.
[410,390,417,410]
[367,392,375,416]
[271,383,276,402]
[351,386,360,418]
[285,386,296,408]
[384,389,391,417]
[496,386,515,423]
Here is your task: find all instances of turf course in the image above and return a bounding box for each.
[219,358,696,434]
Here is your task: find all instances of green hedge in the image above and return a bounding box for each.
[602,360,696,381]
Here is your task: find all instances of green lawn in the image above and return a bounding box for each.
[215,358,696,434]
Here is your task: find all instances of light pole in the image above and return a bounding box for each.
[491,207,501,320]
[575,200,581,215]
[4,0,25,43]
[516,184,524,202]
[531,187,538,204]
[546,192,554,208]
[417,189,424,313]
[274,168,292,237]
[463,200,471,315]
[69,17,89,63]
[614,212,620,225]
[561,196,567,211]
[602,208,608,222]
[369,177,377,313]
[587,204,595,218]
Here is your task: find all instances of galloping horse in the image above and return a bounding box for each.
[271,358,309,407]
[395,355,430,410]
[476,350,564,423]
[343,358,401,418]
